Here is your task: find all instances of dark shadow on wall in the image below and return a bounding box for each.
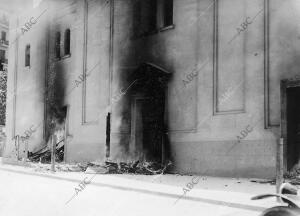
[105,0,175,166]
[109,0,144,162]
[45,61,68,150]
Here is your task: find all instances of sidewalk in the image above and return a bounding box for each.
[0,161,280,216]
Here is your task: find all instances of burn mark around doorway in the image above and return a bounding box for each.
[117,62,172,164]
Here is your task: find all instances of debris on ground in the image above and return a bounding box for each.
[282,171,300,185]
[284,171,300,179]
[28,139,64,163]
[25,128,172,175]
[31,163,87,172]
[28,158,172,175]
[27,140,172,175]
[285,174,300,185]
[288,179,300,185]
[84,160,172,175]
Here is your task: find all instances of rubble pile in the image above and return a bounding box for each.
[85,160,172,175]
[28,139,64,163]
[283,172,300,185]
[27,156,172,175]
[25,134,172,175]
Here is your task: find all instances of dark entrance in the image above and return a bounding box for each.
[281,79,300,171]
[129,63,171,162]
[286,87,300,170]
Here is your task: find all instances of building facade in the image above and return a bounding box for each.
[4,0,300,178]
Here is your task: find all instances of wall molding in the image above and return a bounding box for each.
[264,0,270,128]
[82,0,89,125]
[264,0,279,129]
[213,0,245,115]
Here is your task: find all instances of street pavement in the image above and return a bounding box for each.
[0,163,280,216]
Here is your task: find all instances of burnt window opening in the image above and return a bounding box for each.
[163,0,173,27]
[133,0,174,38]
[133,0,142,36]
[55,32,61,59]
[25,45,30,67]
[1,31,6,41]
[146,0,157,32]
[133,0,157,36]
[64,29,70,56]
[0,49,5,71]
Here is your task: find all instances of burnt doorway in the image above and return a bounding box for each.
[129,63,171,163]
[281,80,300,171]
[286,87,300,170]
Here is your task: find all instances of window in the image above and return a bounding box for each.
[145,0,157,33]
[25,45,30,67]
[133,0,142,36]
[1,31,6,41]
[0,50,5,60]
[64,29,70,56]
[163,0,173,27]
[0,50,5,71]
[55,32,61,58]
[134,0,157,36]
[133,0,174,38]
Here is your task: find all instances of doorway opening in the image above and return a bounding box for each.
[129,63,171,163]
[281,79,300,172]
[286,87,300,170]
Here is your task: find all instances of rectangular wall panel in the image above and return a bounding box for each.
[214,0,245,114]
